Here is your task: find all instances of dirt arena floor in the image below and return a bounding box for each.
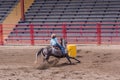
[0,45,120,80]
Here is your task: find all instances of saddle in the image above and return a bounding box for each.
[52,46,60,50]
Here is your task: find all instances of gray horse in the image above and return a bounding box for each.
[35,39,80,64]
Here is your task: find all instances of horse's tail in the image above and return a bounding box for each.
[34,48,43,64]
[36,48,43,56]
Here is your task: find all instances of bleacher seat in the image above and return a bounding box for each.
[0,0,19,23]
[7,0,120,44]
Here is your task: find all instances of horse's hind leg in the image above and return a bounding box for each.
[44,55,51,64]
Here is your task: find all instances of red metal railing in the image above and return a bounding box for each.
[30,24,34,45]
[97,23,101,45]
[0,22,120,45]
[0,24,3,45]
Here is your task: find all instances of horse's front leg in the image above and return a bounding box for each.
[65,54,72,64]
[69,57,80,63]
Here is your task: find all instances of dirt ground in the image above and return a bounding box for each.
[0,45,120,80]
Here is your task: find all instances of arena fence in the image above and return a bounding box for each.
[0,22,120,45]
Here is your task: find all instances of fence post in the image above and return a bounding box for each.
[30,24,34,45]
[97,23,101,45]
[0,24,3,45]
[20,0,25,21]
[62,23,67,39]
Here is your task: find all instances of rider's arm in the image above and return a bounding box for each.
[50,39,58,46]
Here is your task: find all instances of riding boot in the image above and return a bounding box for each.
[61,47,65,55]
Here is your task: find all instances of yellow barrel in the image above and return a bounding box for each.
[67,44,77,57]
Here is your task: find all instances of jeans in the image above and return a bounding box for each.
[60,46,66,54]
[55,43,66,54]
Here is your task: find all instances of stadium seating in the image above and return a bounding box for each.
[0,0,19,23]
[6,0,120,44]
[17,0,118,25]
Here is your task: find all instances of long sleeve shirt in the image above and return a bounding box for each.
[50,38,59,46]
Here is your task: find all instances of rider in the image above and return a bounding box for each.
[50,33,66,55]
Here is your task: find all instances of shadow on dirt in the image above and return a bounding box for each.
[36,59,80,70]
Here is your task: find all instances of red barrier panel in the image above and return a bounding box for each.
[1,22,120,45]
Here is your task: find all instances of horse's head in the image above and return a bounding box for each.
[60,38,67,48]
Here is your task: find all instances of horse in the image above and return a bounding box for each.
[34,39,80,65]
